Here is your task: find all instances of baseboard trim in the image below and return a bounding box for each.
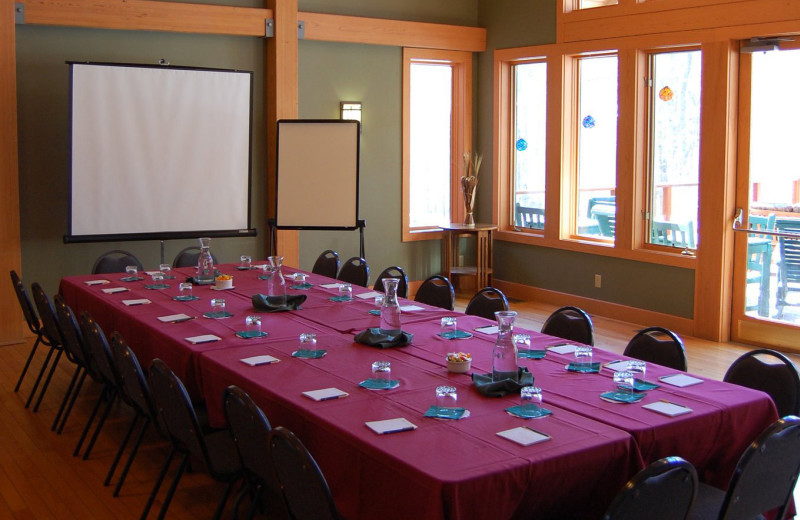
[493,279,696,337]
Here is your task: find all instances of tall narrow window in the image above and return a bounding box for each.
[512,61,547,231]
[402,49,471,241]
[647,49,701,250]
[576,54,618,240]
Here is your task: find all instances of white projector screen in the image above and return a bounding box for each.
[275,120,360,229]
[67,62,254,242]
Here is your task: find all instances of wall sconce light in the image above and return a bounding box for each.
[340,101,362,123]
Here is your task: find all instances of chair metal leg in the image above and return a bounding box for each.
[140,447,177,520]
[33,349,63,412]
[155,452,190,520]
[57,370,88,434]
[14,335,42,392]
[25,345,55,409]
[105,412,140,486]
[211,480,236,520]
[74,386,109,457]
[52,365,82,431]
[83,390,117,460]
[114,418,151,497]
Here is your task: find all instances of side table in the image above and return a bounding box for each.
[441,223,496,292]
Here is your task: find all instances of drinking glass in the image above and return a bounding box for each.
[435,385,458,411]
[245,315,261,334]
[240,255,252,269]
[159,263,172,279]
[295,273,307,285]
[374,293,385,307]
[574,345,593,369]
[371,361,391,382]
[150,272,165,285]
[440,317,457,338]
[520,386,543,412]
[125,265,138,279]
[211,298,226,314]
[179,282,193,299]
[614,370,635,395]
[627,360,646,383]
[339,283,353,301]
[300,332,317,352]
[514,334,531,350]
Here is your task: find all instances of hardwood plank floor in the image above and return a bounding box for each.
[0,300,797,519]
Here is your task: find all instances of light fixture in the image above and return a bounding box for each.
[340,101,362,123]
[741,37,791,54]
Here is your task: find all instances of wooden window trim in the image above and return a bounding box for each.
[402,48,472,242]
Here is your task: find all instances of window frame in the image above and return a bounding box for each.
[402,48,472,242]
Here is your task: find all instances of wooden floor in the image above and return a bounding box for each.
[0,299,797,519]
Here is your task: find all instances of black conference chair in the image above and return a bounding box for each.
[724,349,800,417]
[172,246,219,268]
[268,427,343,520]
[414,275,455,311]
[311,250,340,279]
[29,282,65,412]
[10,271,52,398]
[688,416,800,520]
[541,306,595,346]
[223,386,289,520]
[51,294,95,434]
[464,287,509,320]
[92,250,144,274]
[602,456,697,520]
[337,257,370,287]
[373,266,409,298]
[144,359,241,520]
[106,334,165,497]
[623,326,688,371]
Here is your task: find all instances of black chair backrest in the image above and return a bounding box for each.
[312,250,340,279]
[10,270,41,337]
[602,456,697,520]
[464,287,509,320]
[223,386,273,484]
[53,294,89,368]
[79,312,120,389]
[724,349,800,417]
[541,306,595,346]
[172,246,219,268]
[92,250,144,274]
[268,426,341,520]
[148,359,210,462]
[717,416,800,520]
[373,266,409,298]
[414,275,455,311]
[623,326,687,371]
[337,257,370,287]
[111,333,159,427]
[30,283,63,349]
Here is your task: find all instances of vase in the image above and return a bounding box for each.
[266,255,287,307]
[379,278,402,335]
[461,175,478,227]
[197,237,215,285]
[492,310,519,383]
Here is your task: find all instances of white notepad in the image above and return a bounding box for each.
[547,344,577,355]
[85,279,110,285]
[659,374,704,387]
[320,283,344,289]
[643,401,693,417]
[185,334,221,344]
[101,287,129,294]
[497,427,551,446]
[474,325,499,335]
[356,291,383,300]
[157,313,193,323]
[400,305,425,312]
[122,299,151,306]
[604,360,631,372]
[365,417,417,435]
[302,388,349,401]
[240,355,280,366]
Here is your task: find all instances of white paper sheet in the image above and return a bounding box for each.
[302,388,349,401]
[643,401,693,417]
[496,427,551,446]
[101,287,128,294]
[365,417,417,435]
[659,374,704,387]
[122,299,151,306]
[185,334,222,344]
[240,354,280,366]
[547,344,577,355]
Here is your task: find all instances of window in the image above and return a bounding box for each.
[402,49,472,241]
[574,54,618,240]
[511,60,547,230]
[646,49,701,250]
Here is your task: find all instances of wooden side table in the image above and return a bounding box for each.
[441,223,496,292]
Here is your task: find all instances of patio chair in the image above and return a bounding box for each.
[514,203,545,230]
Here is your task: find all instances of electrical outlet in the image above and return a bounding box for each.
[594,274,602,288]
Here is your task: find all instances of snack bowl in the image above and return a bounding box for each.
[446,352,472,373]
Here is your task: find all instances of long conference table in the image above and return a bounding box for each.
[59,264,779,520]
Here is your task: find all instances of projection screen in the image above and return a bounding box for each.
[66,62,255,242]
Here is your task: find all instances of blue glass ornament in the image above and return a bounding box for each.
[515,138,528,152]
[582,115,596,129]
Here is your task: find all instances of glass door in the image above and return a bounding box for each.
[732,43,800,350]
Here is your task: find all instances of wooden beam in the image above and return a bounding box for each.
[1,1,23,345]
[301,12,486,52]
[21,0,272,36]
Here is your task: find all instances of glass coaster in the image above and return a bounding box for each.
[120,276,144,282]
[235,330,268,339]
[369,309,381,316]
[566,362,601,373]
[423,405,467,420]
[518,349,547,359]
[618,379,660,392]
[290,283,313,290]
[329,296,353,302]
[203,311,233,319]
[505,405,552,419]
[174,295,200,301]
[438,330,473,340]
[600,391,645,403]
[292,349,327,359]
[144,284,170,290]
[359,378,399,390]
